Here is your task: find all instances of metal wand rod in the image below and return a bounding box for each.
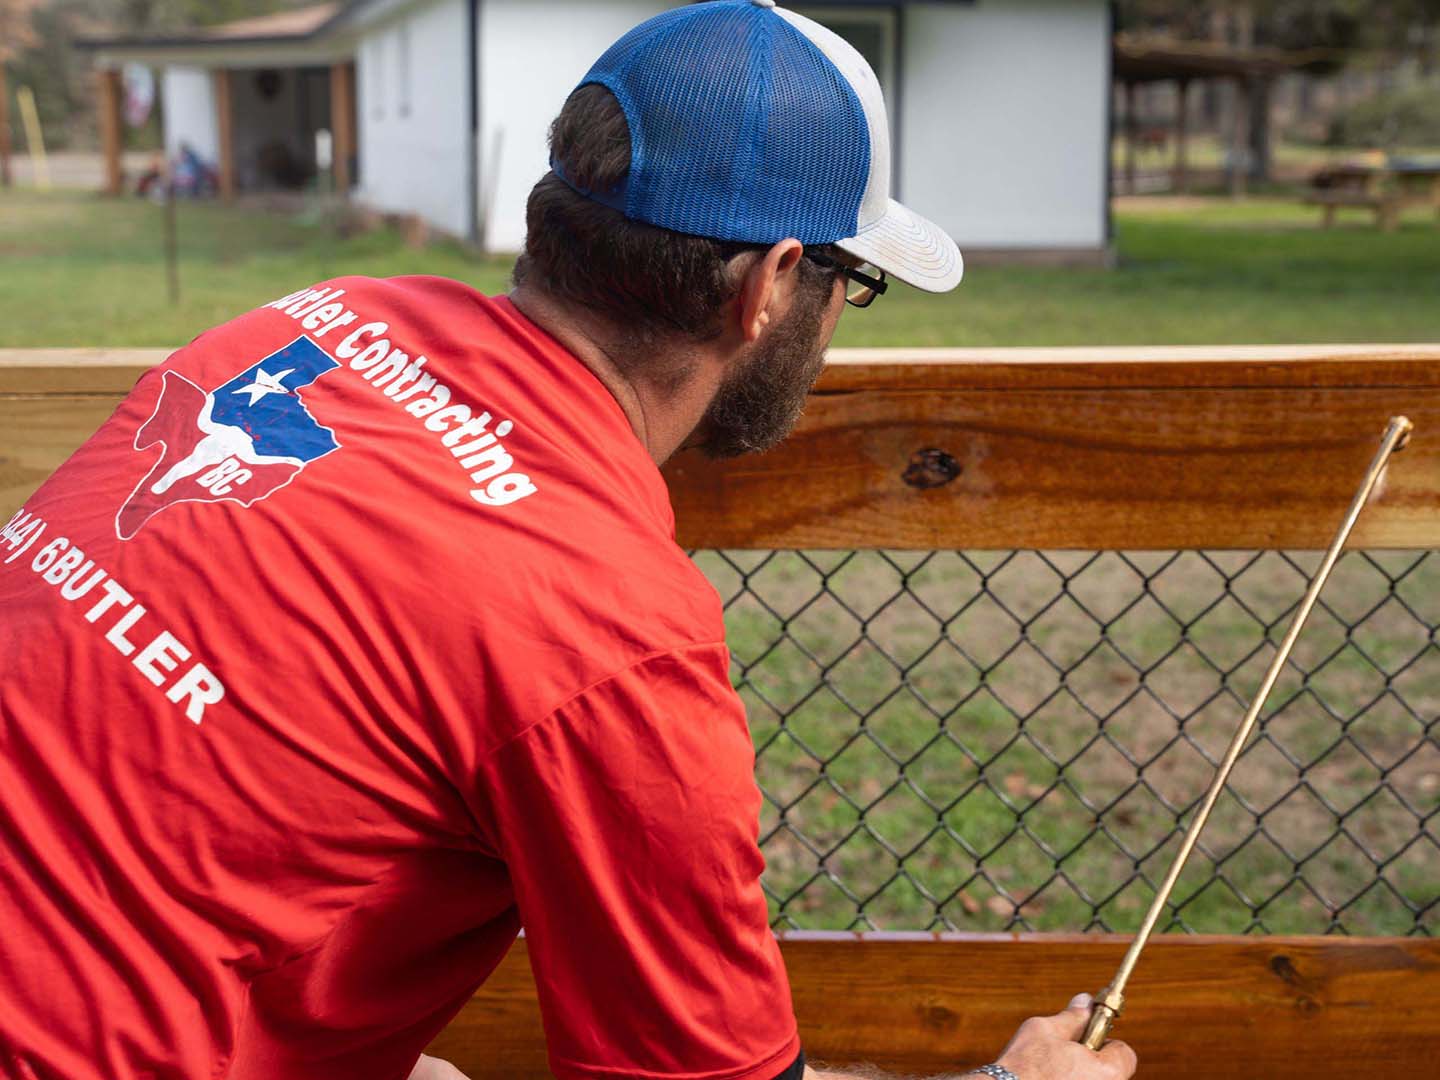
[1080,415,1415,1052]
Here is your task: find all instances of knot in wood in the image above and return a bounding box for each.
[917,1000,958,1030]
[902,448,961,489]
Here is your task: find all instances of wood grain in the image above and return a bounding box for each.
[426,932,1440,1078]
[5,347,1440,548]
[0,398,124,522]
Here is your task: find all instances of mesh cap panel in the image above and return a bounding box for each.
[577,1,870,245]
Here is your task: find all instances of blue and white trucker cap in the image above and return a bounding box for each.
[555,0,963,293]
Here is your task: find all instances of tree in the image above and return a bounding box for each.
[1116,2,1440,181]
[0,0,43,185]
[0,0,41,62]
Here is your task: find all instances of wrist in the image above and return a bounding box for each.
[968,1065,1020,1080]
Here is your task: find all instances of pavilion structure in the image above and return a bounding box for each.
[1112,34,1320,196]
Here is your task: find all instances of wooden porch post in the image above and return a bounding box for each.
[1228,75,1249,199]
[1173,77,1190,195]
[329,61,355,193]
[97,68,123,196]
[1123,80,1137,196]
[213,68,235,203]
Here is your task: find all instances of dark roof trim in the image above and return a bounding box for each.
[1114,33,1332,83]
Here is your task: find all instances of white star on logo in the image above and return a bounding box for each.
[231,367,295,406]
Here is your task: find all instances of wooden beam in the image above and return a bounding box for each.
[426,933,1440,1079]
[329,61,355,193]
[6,346,1440,549]
[663,345,1440,550]
[97,68,123,196]
[214,68,235,204]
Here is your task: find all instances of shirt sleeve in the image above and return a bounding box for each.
[474,642,801,1080]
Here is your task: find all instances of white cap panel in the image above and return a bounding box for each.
[773,6,890,231]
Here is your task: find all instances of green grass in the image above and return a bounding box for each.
[2,188,1440,347]
[0,191,513,348]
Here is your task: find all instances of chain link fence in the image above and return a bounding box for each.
[692,549,1440,937]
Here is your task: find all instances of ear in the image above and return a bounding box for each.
[736,239,805,343]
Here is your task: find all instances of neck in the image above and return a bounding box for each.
[508,284,723,465]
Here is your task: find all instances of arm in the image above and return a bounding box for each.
[474,644,802,1079]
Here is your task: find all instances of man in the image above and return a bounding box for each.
[0,4,1136,1080]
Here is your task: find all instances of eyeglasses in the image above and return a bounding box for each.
[804,248,888,308]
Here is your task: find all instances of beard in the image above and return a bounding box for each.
[694,279,832,459]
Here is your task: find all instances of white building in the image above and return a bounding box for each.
[87,0,1112,262]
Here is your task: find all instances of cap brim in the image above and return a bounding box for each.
[834,198,963,294]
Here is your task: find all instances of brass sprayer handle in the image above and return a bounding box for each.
[1076,416,1413,1052]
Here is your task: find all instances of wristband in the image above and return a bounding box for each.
[973,1065,1020,1080]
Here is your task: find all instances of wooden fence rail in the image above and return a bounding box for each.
[5,344,1440,547]
[3,346,1439,1075]
[429,933,1440,1078]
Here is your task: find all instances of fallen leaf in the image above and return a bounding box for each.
[986,895,1013,917]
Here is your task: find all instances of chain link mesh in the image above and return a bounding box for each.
[691,549,1440,937]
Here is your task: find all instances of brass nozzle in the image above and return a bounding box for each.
[1081,985,1125,1051]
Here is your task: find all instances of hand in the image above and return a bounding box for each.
[984,993,1137,1080]
[407,1054,474,1080]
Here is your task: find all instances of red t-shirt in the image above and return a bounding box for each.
[0,277,800,1080]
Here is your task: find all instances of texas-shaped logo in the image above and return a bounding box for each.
[116,337,340,540]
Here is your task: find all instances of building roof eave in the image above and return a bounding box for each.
[89,37,358,71]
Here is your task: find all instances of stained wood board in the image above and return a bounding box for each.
[5,347,1440,548]
[426,932,1440,1078]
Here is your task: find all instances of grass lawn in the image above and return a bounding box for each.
[4,188,1437,936]
[2,188,1440,347]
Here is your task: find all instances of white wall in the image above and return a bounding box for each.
[900,0,1109,250]
[161,66,219,166]
[356,0,470,237]
[477,0,667,252]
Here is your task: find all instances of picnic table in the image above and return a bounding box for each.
[1305,159,1440,231]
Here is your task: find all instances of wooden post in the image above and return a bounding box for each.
[1123,80,1137,196]
[1228,76,1249,199]
[97,68,123,196]
[0,63,12,187]
[1249,74,1273,182]
[1173,77,1190,194]
[329,61,355,193]
[213,68,235,204]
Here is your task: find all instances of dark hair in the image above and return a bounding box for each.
[513,84,834,369]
